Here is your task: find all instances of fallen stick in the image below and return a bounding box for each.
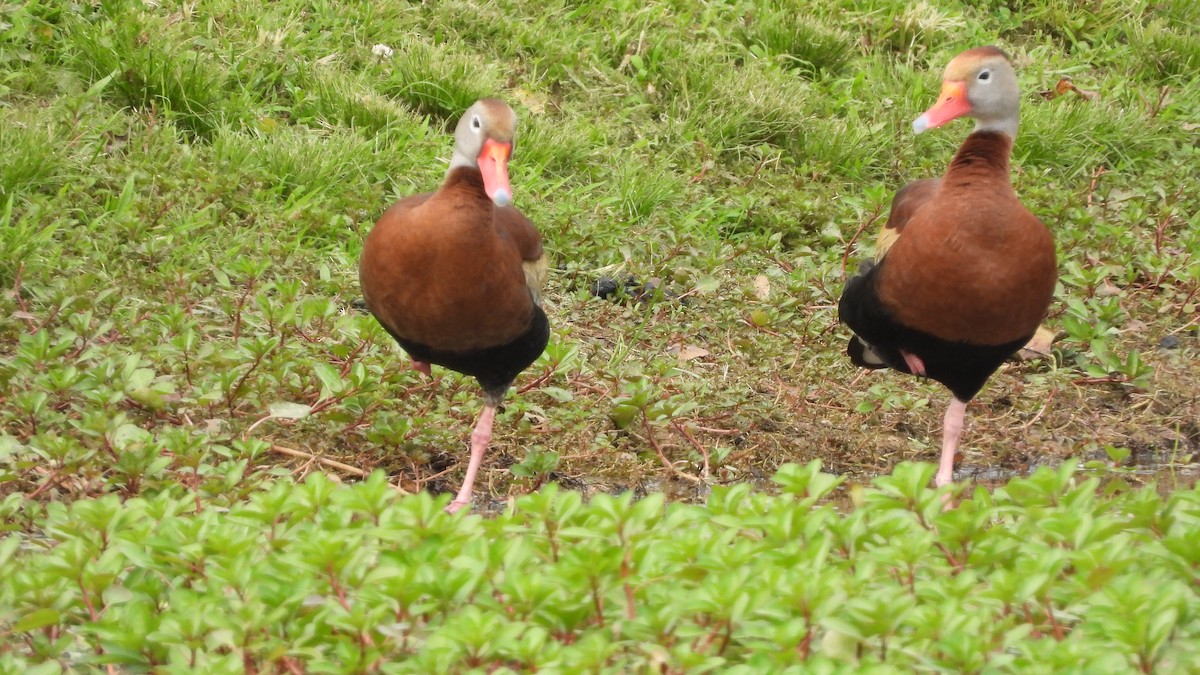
[271,444,367,479]
[268,444,412,495]
[271,444,367,475]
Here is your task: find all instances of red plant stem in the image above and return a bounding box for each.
[740,152,771,187]
[1149,85,1170,118]
[27,468,64,499]
[1086,164,1107,209]
[798,625,812,659]
[309,387,358,415]
[1022,603,1042,638]
[516,366,555,394]
[1176,284,1200,318]
[326,564,375,649]
[78,580,100,621]
[12,265,28,313]
[840,205,885,279]
[1045,600,1065,640]
[913,506,964,573]
[230,280,256,342]
[335,342,367,378]
[545,518,560,563]
[30,304,63,334]
[621,549,636,620]
[192,465,202,514]
[591,578,604,628]
[1153,212,1175,256]
[670,421,710,478]
[693,620,720,654]
[935,542,962,573]
[718,619,733,656]
[327,564,352,612]
[641,410,701,484]
[1071,375,1130,386]
[225,345,273,412]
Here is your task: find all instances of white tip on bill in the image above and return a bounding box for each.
[912,114,930,135]
[492,189,512,207]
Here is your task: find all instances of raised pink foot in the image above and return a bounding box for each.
[900,349,926,377]
[411,359,432,378]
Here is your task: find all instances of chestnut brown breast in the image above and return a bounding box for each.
[876,133,1056,346]
[359,168,543,353]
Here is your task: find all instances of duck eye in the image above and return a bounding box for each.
[978,70,991,81]
[470,115,482,130]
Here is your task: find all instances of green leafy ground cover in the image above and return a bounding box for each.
[3,463,1200,672]
[1,0,1199,670]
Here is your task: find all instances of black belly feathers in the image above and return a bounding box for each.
[840,261,1031,403]
[389,303,549,406]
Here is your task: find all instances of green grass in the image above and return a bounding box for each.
[1,0,1199,670]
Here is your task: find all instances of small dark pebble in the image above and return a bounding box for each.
[1159,334,1181,350]
[350,298,369,312]
[591,275,685,305]
[590,276,621,299]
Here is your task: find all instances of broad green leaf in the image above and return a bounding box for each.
[13,608,61,633]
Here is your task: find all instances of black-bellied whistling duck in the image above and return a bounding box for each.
[839,46,1057,489]
[359,98,549,513]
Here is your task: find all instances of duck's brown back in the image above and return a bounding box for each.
[876,178,941,261]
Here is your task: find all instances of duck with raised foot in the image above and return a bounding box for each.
[359,98,549,513]
[839,47,1057,489]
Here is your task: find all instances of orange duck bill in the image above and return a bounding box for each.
[478,138,513,206]
[913,80,971,134]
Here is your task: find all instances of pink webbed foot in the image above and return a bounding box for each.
[900,349,927,377]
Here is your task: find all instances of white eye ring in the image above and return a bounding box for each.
[470,115,482,131]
